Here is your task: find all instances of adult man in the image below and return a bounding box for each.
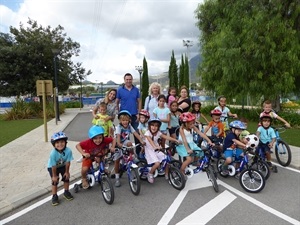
[116,73,142,154]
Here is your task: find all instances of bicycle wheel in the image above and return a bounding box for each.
[239,169,265,193]
[100,176,115,205]
[275,140,292,167]
[206,165,219,193]
[168,166,186,191]
[137,161,148,180]
[170,159,182,170]
[251,161,270,180]
[128,167,141,196]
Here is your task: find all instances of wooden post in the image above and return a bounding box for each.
[42,81,48,142]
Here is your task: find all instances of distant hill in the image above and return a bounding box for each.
[189,54,202,83]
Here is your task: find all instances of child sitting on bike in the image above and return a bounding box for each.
[176,112,213,176]
[110,110,145,187]
[203,109,224,144]
[144,118,181,183]
[47,132,74,206]
[221,120,248,176]
[76,125,113,189]
[256,113,276,168]
[137,109,150,158]
[191,101,209,125]
[92,102,114,137]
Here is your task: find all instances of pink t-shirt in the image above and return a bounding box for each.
[168,96,176,108]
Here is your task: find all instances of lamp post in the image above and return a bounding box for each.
[135,66,143,93]
[183,40,193,88]
[52,49,60,122]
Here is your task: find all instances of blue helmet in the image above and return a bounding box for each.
[148,118,162,128]
[51,131,68,146]
[229,120,246,130]
[118,110,131,119]
[88,125,104,139]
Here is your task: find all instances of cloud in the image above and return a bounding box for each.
[0,0,203,84]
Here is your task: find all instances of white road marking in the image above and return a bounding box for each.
[176,190,236,225]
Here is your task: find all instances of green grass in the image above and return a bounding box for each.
[0,115,44,147]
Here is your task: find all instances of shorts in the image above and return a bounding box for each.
[256,143,271,154]
[169,127,178,136]
[176,142,203,157]
[224,148,243,162]
[47,166,67,181]
[82,158,93,168]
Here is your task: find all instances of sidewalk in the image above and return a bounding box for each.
[0,108,299,217]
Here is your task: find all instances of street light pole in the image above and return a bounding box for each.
[135,66,143,93]
[183,40,193,88]
[52,49,60,122]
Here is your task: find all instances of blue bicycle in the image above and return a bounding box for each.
[273,126,291,167]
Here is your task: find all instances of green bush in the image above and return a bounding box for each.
[62,101,81,108]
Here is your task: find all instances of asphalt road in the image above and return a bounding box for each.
[1,113,300,225]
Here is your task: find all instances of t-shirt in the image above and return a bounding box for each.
[79,137,113,156]
[117,85,140,116]
[223,132,238,151]
[177,98,191,113]
[115,124,136,143]
[92,114,113,136]
[259,111,278,119]
[47,147,74,168]
[207,121,225,137]
[153,107,171,131]
[144,95,158,118]
[170,113,180,127]
[138,122,148,135]
[214,106,230,122]
[257,126,276,144]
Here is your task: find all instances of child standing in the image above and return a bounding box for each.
[167,87,178,108]
[191,101,209,125]
[215,95,238,131]
[153,95,171,148]
[221,120,248,176]
[137,109,150,158]
[169,101,181,140]
[92,102,114,137]
[144,118,181,183]
[47,132,74,206]
[256,113,276,168]
[176,112,213,175]
[110,110,145,187]
[76,126,113,189]
[260,100,291,128]
[203,109,225,143]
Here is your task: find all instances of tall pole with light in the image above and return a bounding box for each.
[52,49,60,122]
[183,40,193,88]
[135,66,143,94]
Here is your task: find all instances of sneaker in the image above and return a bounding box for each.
[64,190,74,201]
[76,157,83,163]
[82,178,89,189]
[52,194,59,206]
[115,179,121,187]
[147,174,154,183]
[165,174,169,180]
[221,170,229,176]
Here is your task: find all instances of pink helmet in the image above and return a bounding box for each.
[180,112,196,122]
[210,109,222,116]
[139,109,150,118]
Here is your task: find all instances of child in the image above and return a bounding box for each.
[215,95,238,131]
[47,132,74,206]
[169,101,181,139]
[137,109,150,158]
[92,102,114,137]
[76,125,113,189]
[221,120,248,176]
[191,101,209,125]
[167,87,178,108]
[256,113,276,168]
[203,109,225,144]
[176,112,213,176]
[153,94,171,148]
[110,110,145,187]
[260,100,291,128]
[239,117,250,143]
[144,118,181,183]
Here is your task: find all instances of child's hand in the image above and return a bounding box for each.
[187,149,193,154]
[285,123,291,128]
[268,143,273,149]
[82,153,90,158]
[63,172,70,180]
[176,140,182,145]
[94,115,99,119]
[141,141,146,146]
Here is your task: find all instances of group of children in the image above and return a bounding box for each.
[47,94,291,206]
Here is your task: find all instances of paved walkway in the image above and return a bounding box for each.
[0,107,299,217]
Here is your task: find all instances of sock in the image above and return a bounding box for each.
[115,173,119,179]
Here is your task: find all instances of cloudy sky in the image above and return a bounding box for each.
[0,0,203,84]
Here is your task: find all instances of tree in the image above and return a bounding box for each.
[0,18,91,96]
[168,50,178,91]
[179,54,185,90]
[141,57,149,106]
[184,54,190,89]
[195,0,300,109]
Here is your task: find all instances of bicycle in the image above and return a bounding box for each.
[217,148,266,193]
[184,146,219,193]
[273,126,292,167]
[137,146,186,191]
[74,154,115,205]
[113,144,141,195]
[249,148,272,180]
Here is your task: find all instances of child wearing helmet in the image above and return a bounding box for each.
[137,109,150,158]
[76,125,113,189]
[221,120,249,176]
[191,101,209,125]
[92,102,114,137]
[176,112,213,176]
[215,95,238,131]
[256,113,276,168]
[143,118,181,183]
[110,110,145,187]
[47,131,74,206]
[203,109,225,143]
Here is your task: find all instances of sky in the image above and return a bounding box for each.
[0,0,203,84]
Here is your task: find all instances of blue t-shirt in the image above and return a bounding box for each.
[47,147,74,168]
[257,126,276,144]
[153,107,171,131]
[223,132,238,151]
[116,124,136,143]
[117,85,140,116]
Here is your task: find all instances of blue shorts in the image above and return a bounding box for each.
[224,148,243,161]
[256,143,271,154]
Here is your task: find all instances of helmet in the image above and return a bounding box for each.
[51,131,68,146]
[229,120,246,130]
[192,101,201,107]
[139,109,150,118]
[179,112,196,122]
[210,109,222,116]
[260,113,272,122]
[88,125,104,139]
[118,110,131,119]
[148,118,162,128]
